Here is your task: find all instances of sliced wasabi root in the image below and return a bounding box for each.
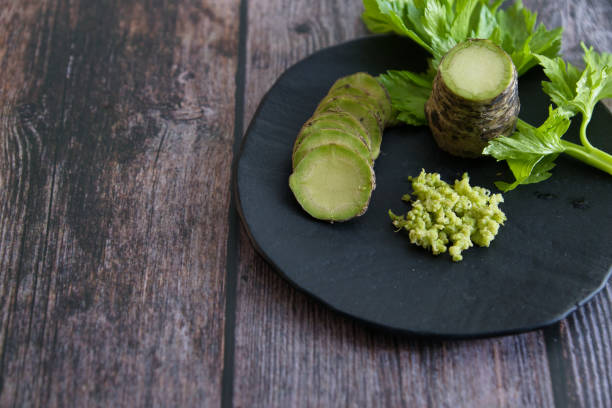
[288,72,393,222]
[289,145,375,222]
[292,128,371,168]
[329,73,393,124]
[425,39,520,158]
[293,112,371,154]
[316,95,383,159]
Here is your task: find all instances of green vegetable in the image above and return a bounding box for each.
[362,0,562,126]
[290,144,376,222]
[289,73,393,222]
[293,128,371,168]
[315,94,384,159]
[293,112,371,154]
[390,170,506,261]
[425,39,520,157]
[362,1,611,189]
[483,44,612,191]
[377,70,433,126]
[329,72,394,122]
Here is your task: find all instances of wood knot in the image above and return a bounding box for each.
[293,22,311,34]
[16,103,38,122]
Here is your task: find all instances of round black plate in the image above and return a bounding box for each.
[235,35,612,338]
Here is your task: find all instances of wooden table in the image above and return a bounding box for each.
[1,1,610,406]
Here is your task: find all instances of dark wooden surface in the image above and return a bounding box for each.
[0,0,610,407]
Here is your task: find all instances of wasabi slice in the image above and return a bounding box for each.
[316,95,383,159]
[289,144,375,222]
[323,88,385,136]
[288,72,392,222]
[329,72,393,125]
[293,112,372,154]
[292,128,371,168]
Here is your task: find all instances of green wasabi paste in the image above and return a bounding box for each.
[389,170,506,262]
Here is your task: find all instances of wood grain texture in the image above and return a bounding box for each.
[0,0,239,406]
[527,0,612,64]
[1,0,610,406]
[233,1,563,407]
[557,286,612,408]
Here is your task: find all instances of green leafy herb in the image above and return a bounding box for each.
[490,0,562,75]
[363,0,562,125]
[377,69,433,126]
[483,45,612,191]
[482,108,569,190]
[363,1,610,190]
[363,0,501,66]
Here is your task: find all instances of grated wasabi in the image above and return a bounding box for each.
[389,170,506,262]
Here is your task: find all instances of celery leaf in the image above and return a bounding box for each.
[538,44,612,117]
[377,70,433,126]
[364,0,563,126]
[482,108,570,191]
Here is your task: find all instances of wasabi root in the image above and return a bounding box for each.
[293,128,371,168]
[293,112,371,154]
[389,170,506,261]
[289,72,393,222]
[289,144,375,222]
[425,39,520,158]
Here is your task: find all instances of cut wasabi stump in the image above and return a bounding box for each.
[389,170,506,261]
[289,144,375,222]
[425,39,520,158]
[288,72,393,222]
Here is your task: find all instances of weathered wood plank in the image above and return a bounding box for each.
[556,286,612,408]
[0,0,239,406]
[233,1,556,407]
[529,0,612,64]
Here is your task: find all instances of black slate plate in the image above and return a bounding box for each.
[235,35,612,338]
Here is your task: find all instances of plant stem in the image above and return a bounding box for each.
[580,114,594,149]
[578,113,612,162]
[562,140,612,175]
